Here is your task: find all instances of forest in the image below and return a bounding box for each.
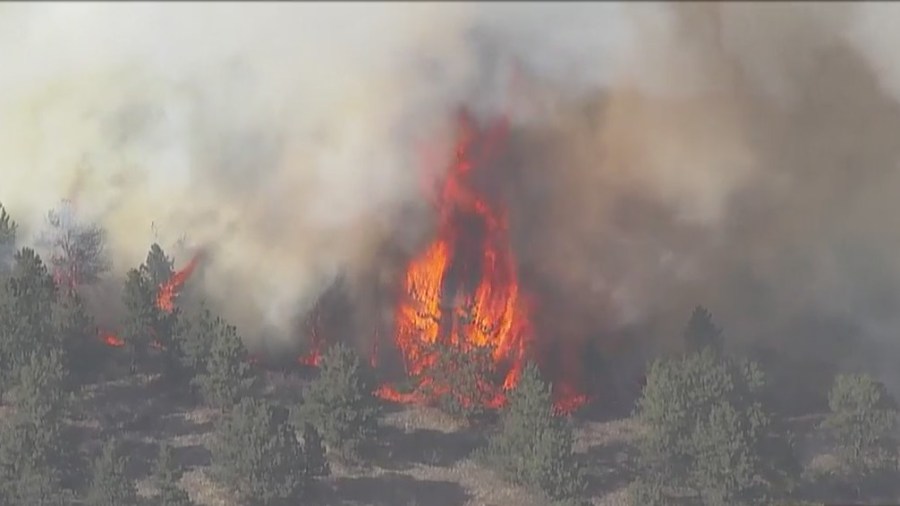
[0,200,897,506]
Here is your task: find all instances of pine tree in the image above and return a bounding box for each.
[53,290,103,382]
[13,349,69,425]
[632,346,796,506]
[179,303,218,374]
[192,318,256,410]
[0,248,60,393]
[86,439,138,506]
[302,422,330,477]
[683,305,724,354]
[482,362,585,502]
[211,398,307,505]
[122,268,157,374]
[823,373,898,496]
[0,202,16,273]
[423,339,493,422]
[298,343,379,460]
[154,443,194,506]
[0,416,73,506]
[143,243,174,289]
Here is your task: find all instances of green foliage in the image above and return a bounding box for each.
[87,439,138,506]
[122,267,158,373]
[154,443,195,506]
[481,362,585,502]
[0,414,73,506]
[297,343,379,460]
[13,349,69,424]
[178,303,219,374]
[53,290,104,382]
[683,305,723,354]
[633,346,796,506]
[211,397,307,505]
[301,422,330,478]
[143,243,174,289]
[192,318,256,410]
[822,373,898,491]
[0,248,60,394]
[422,340,493,422]
[0,202,16,272]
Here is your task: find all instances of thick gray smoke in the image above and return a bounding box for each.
[2,3,900,390]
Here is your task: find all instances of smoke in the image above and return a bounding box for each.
[3,2,900,390]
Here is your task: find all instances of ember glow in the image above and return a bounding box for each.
[374,108,588,413]
[101,330,125,348]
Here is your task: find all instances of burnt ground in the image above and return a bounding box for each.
[67,370,900,506]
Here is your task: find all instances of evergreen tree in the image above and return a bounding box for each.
[823,373,898,496]
[0,416,72,506]
[0,351,74,506]
[53,290,104,382]
[0,248,59,394]
[179,303,218,374]
[0,202,16,273]
[683,305,724,354]
[192,318,256,410]
[143,243,174,289]
[298,343,379,460]
[154,443,194,506]
[632,346,796,506]
[122,268,157,374]
[481,362,585,502]
[86,439,138,506]
[301,422,330,477]
[423,339,493,422]
[211,398,307,505]
[13,349,69,425]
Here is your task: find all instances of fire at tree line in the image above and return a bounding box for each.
[0,114,897,506]
[1,203,899,506]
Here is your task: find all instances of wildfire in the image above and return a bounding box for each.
[97,254,201,349]
[156,254,201,313]
[101,331,125,348]
[377,108,573,411]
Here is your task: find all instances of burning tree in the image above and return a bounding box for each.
[41,200,110,291]
[380,108,574,412]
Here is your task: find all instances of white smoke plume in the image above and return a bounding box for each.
[3,1,900,393]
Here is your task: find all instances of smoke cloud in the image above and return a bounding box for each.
[2,2,900,391]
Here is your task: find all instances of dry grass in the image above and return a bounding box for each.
[70,375,648,506]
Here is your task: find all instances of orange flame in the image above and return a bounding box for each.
[156,254,201,313]
[101,331,125,347]
[376,109,533,410]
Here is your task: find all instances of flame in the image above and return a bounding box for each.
[375,109,537,410]
[98,254,201,351]
[101,331,124,347]
[156,254,201,313]
[297,298,325,366]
